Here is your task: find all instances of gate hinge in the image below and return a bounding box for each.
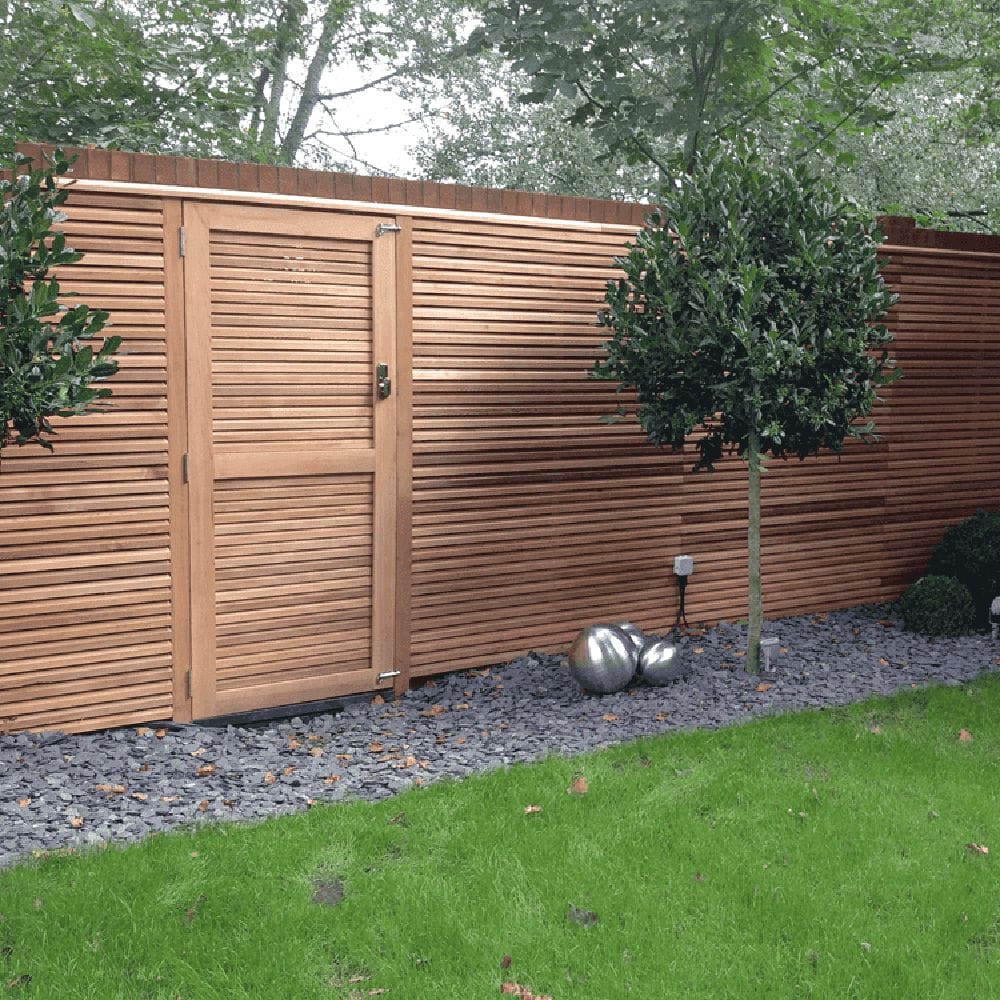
[179,226,186,257]
[185,670,192,699]
[182,453,189,483]
[375,222,401,237]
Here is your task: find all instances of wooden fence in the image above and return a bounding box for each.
[2,145,999,732]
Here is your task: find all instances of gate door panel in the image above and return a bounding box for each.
[184,203,397,717]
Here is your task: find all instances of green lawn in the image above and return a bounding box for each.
[1,677,998,999]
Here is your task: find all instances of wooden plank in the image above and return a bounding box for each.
[394,217,415,698]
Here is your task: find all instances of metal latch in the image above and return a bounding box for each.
[375,222,401,237]
[377,670,401,683]
[376,363,391,400]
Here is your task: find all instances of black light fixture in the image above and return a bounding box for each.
[672,555,693,633]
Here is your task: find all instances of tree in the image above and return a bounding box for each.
[1,150,121,466]
[590,144,898,670]
[472,0,966,173]
[1,0,258,160]
[412,54,660,198]
[2,0,468,172]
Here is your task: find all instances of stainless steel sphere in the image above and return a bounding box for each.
[611,620,645,652]
[637,635,690,685]
[568,624,638,694]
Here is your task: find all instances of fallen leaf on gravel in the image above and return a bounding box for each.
[195,764,215,778]
[966,843,989,855]
[197,800,209,813]
[135,727,150,736]
[263,771,277,784]
[16,798,30,808]
[959,729,973,742]
[281,765,295,777]
[567,776,589,796]
[336,753,353,762]
[368,742,384,753]
[371,694,385,705]
[190,747,205,757]
[69,817,83,829]
[655,712,668,722]
[879,658,890,666]
[287,737,301,750]
[601,713,618,722]
[420,704,448,717]
[756,683,773,693]
[309,746,324,757]
[155,729,167,739]
[419,759,430,769]
[323,775,340,785]
[455,736,467,745]
[96,783,126,794]
[455,703,470,710]
[693,647,705,654]
[523,804,542,815]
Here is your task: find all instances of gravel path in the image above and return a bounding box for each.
[3,604,998,870]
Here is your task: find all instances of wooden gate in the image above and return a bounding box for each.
[183,203,398,717]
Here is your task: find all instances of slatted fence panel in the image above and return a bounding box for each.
[880,247,1000,582]
[409,219,1000,675]
[0,191,173,732]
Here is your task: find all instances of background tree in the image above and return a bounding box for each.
[1,150,121,467]
[591,145,898,669]
[2,0,466,171]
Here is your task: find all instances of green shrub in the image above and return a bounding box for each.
[927,510,1000,628]
[897,575,976,636]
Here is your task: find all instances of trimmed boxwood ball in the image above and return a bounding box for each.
[927,509,1000,628]
[897,575,976,636]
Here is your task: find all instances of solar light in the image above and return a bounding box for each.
[760,636,780,673]
[673,555,693,631]
[991,597,1000,640]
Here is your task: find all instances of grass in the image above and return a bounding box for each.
[1,678,998,999]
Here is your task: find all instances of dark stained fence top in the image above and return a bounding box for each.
[15,144,1000,253]
[14,143,650,227]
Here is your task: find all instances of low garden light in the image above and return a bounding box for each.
[673,555,693,632]
[991,597,1000,640]
[760,636,780,673]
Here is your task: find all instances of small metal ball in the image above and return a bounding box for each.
[611,620,645,651]
[637,635,690,685]
[568,624,638,694]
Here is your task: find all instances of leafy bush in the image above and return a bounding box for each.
[1,149,121,457]
[897,575,976,636]
[927,510,1000,628]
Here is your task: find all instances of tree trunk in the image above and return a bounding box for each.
[280,0,347,164]
[746,428,762,672]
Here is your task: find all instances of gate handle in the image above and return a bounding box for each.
[376,363,392,400]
